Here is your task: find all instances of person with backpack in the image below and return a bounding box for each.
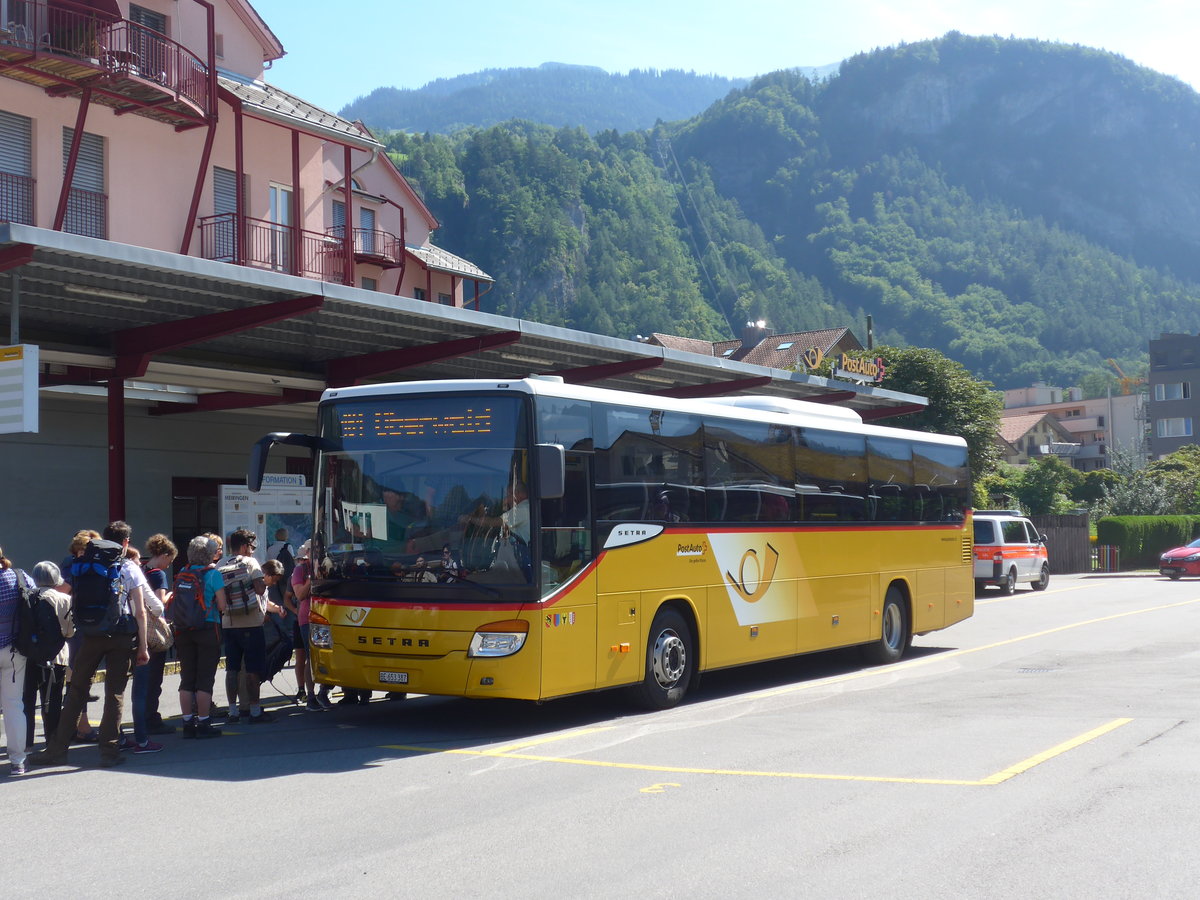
[29,521,152,770]
[266,528,296,583]
[20,561,73,756]
[0,546,35,776]
[172,535,226,739]
[219,529,284,724]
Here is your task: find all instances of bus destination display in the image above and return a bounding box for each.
[337,406,494,440]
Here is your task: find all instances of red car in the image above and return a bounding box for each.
[1159,538,1200,579]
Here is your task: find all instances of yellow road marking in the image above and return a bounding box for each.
[382,718,1132,786]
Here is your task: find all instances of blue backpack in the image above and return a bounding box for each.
[69,540,133,637]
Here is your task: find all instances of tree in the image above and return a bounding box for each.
[1011,456,1083,514]
[1071,468,1122,505]
[1100,448,1175,515]
[847,345,1002,479]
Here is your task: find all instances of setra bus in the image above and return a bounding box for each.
[249,376,974,708]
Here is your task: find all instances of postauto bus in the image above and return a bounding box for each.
[249,376,974,709]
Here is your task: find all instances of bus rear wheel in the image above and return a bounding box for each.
[634,607,692,710]
[861,586,910,665]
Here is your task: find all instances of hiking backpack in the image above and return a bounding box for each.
[218,557,259,616]
[168,567,211,631]
[69,540,132,637]
[12,571,65,665]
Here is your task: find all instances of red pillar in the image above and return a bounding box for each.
[107,378,126,522]
[54,87,93,231]
[343,145,354,285]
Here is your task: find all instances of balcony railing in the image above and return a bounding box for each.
[198,213,346,284]
[0,171,35,225]
[0,0,211,125]
[327,226,403,267]
[62,186,106,239]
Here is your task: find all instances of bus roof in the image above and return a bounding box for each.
[323,376,966,448]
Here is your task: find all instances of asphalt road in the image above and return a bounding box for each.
[6,572,1199,899]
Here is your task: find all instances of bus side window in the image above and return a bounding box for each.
[540,452,594,594]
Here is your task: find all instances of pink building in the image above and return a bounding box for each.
[0,0,490,302]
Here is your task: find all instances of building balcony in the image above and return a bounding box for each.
[0,170,35,224]
[198,212,347,284]
[0,0,211,129]
[327,225,403,268]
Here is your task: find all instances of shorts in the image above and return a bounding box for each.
[224,625,268,680]
[176,626,221,694]
[294,620,310,650]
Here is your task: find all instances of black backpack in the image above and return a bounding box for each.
[167,566,211,631]
[12,571,65,665]
[69,540,133,637]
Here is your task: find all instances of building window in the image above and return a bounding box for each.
[1154,382,1191,401]
[359,206,377,254]
[1097,415,1105,426]
[413,287,426,302]
[0,110,34,225]
[214,33,225,59]
[1156,417,1194,438]
[361,277,377,291]
[438,292,453,305]
[62,127,106,239]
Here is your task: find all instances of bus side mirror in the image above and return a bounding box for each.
[537,443,566,500]
[248,432,328,492]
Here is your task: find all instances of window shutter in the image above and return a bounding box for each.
[213,167,237,215]
[63,128,104,192]
[0,111,32,177]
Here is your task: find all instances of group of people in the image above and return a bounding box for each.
[0,521,356,777]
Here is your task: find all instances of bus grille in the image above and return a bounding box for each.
[962,536,973,563]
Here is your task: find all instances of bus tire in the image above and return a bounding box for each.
[1031,564,1050,591]
[634,607,692,710]
[861,586,910,665]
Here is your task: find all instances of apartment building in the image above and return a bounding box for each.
[1001,383,1145,470]
[1148,333,1200,459]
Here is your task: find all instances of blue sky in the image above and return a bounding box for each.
[252,0,1200,113]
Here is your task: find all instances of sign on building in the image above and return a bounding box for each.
[220,481,312,565]
[0,344,38,434]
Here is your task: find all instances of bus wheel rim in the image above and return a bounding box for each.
[652,630,686,688]
[882,603,902,650]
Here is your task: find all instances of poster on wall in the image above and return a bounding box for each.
[0,344,39,434]
[220,474,313,564]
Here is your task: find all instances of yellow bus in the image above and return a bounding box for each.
[249,376,974,708]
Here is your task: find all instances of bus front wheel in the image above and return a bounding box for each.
[861,586,911,665]
[634,607,692,710]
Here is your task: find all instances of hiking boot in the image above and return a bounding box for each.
[133,740,164,754]
[294,688,306,704]
[182,719,197,739]
[118,736,137,752]
[306,697,322,712]
[247,709,275,724]
[194,720,221,739]
[27,749,68,767]
[99,755,126,768]
[226,711,240,725]
[316,691,332,710]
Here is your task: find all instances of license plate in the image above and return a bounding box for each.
[379,671,409,684]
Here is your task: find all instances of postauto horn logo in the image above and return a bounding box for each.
[710,535,790,626]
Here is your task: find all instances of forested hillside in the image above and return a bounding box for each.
[341,64,748,133]
[377,35,1200,388]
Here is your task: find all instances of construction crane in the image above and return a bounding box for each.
[1106,359,1144,395]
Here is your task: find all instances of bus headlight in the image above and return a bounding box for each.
[468,619,529,657]
[310,624,333,648]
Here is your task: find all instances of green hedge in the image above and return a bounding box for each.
[1096,516,1200,569]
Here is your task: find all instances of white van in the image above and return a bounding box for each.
[973,511,1050,594]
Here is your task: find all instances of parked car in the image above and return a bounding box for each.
[1158,538,1200,579]
[973,510,1050,594]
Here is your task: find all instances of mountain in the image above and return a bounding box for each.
[380,35,1200,389]
[340,63,750,134]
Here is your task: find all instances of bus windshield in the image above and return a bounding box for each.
[313,394,533,598]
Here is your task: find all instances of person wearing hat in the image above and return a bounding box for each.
[288,541,327,710]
